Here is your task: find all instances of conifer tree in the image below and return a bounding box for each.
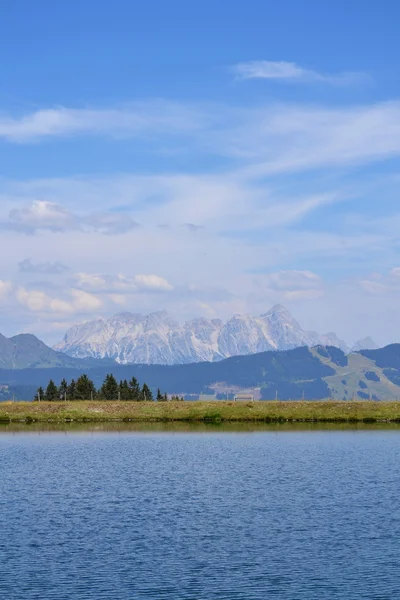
[34,386,45,402]
[45,379,59,402]
[128,376,141,401]
[100,374,119,400]
[59,378,68,400]
[75,374,96,400]
[141,383,153,402]
[67,379,77,401]
[156,390,168,401]
[119,379,131,400]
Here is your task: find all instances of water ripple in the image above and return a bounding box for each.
[1,430,400,599]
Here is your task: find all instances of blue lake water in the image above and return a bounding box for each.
[1,428,400,599]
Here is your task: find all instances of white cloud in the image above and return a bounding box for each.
[70,289,103,311]
[16,287,50,312]
[15,285,102,315]
[360,280,388,294]
[88,212,140,235]
[9,200,74,232]
[74,273,107,289]
[4,200,139,235]
[233,61,368,85]
[17,174,337,234]
[73,272,173,294]
[360,268,400,295]
[0,94,399,345]
[262,270,322,291]
[0,102,205,143]
[2,99,400,197]
[0,280,13,299]
[6,97,400,183]
[108,294,127,306]
[232,101,400,178]
[390,267,400,278]
[133,274,173,292]
[252,194,339,230]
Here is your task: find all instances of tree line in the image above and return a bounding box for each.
[34,373,184,402]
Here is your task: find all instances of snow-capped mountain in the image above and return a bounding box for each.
[54,304,355,365]
[351,337,379,352]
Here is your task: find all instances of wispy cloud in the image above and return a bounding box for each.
[232,60,369,85]
[1,98,400,182]
[253,270,325,301]
[182,223,204,233]
[233,101,400,177]
[0,91,399,345]
[359,268,400,295]
[73,272,174,294]
[18,258,69,275]
[0,175,341,235]
[0,101,205,143]
[4,200,139,235]
[261,270,322,291]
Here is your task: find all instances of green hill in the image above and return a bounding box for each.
[0,333,84,369]
[0,343,400,400]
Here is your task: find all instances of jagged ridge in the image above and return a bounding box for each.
[54,304,364,365]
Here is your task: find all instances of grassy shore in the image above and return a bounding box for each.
[1,400,400,424]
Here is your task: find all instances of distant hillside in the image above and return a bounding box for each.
[1,344,399,401]
[0,333,82,369]
[0,332,115,370]
[359,345,400,387]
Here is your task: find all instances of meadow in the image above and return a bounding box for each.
[1,400,400,423]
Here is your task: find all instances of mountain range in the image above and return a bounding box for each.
[54,305,377,365]
[0,343,399,401]
[0,305,389,401]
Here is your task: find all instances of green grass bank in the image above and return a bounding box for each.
[2,400,400,424]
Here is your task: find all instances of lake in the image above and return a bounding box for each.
[1,426,399,599]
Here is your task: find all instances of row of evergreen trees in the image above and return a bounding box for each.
[34,373,183,402]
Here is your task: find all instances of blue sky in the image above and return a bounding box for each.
[0,0,399,346]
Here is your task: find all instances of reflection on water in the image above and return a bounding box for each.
[1,420,400,434]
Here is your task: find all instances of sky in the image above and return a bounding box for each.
[0,0,400,347]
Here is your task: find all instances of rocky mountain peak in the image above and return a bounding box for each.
[266,303,290,315]
[261,304,301,326]
[352,337,379,352]
[54,305,372,365]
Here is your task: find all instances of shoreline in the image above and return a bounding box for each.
[2,400,400,424]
